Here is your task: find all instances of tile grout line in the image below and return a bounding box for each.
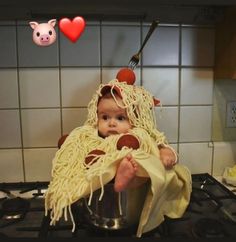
[15,21,26,181]
[140,20,143,86]
[58,26,63,137]
[177,24,182,155]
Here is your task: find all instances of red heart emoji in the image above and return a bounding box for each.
[59,17,86,43]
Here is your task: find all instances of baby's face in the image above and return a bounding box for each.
[97,96,132,138]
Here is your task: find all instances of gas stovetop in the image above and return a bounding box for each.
[0,174,236,240]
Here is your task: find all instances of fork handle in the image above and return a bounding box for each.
[138,20,159,55]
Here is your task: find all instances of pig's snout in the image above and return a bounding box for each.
[40,34,50,43]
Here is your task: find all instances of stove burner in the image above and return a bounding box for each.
[0,232,8,238]
[1,197,30,220]
[192,218,226,238]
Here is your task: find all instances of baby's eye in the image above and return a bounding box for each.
[117,115,126,121]
[102,115,109,120]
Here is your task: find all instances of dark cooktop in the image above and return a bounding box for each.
[0,173,236,240]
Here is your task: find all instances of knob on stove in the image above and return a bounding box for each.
[106,219,115,228]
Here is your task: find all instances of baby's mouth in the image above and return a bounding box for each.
[108,131,118,135]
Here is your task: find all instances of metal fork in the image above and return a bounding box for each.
[128,20,159,69]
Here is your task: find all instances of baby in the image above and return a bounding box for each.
[97,90,177,192]
[45,71,191,235]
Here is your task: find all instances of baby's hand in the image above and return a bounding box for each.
[159,147,177,169]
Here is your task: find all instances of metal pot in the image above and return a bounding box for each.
[83,182,148,230]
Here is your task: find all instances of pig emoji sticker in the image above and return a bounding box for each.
[29,19,57,46]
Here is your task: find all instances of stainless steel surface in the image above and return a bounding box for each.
[83,182,148,230]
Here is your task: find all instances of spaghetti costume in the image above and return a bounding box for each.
[45,78,192,237]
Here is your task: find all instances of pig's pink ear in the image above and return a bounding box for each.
[48,19,56,27]
[29,22,38,30]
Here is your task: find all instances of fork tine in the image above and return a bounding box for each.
[128,61,136,69]
[128,60,134,66]
[128,56,139,69]
[132,61,138,69]
[129,64,134,69]
[128,61,132,68]
[133,62,138,69]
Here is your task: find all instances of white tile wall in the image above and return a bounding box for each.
[0,110,21,148]
[24,148,56,181]
[181,68,213,105]
[62,108,88,134]
[19,68,60,108]
[143,68,179,105]
[143,26,179,65]
[61,68,100,107]
[0,25,17,67]
[0,149,24,182]
[60,25,100,66]
[155,107,178,143]
[179,106,212,142]
[0,21,224,181]
[0,69,18,108]
[21,109,61,147]
[179,142,213,174]
[102,25,140,66]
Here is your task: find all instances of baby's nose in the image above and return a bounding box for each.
[109,119,117,126]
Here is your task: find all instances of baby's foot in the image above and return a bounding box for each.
[114,154,138,192]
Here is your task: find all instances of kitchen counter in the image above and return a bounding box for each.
[214,175,236,195]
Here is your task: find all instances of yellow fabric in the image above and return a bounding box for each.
[223,165,236,186]
[135,157,192,236]
[228,165,236,177]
